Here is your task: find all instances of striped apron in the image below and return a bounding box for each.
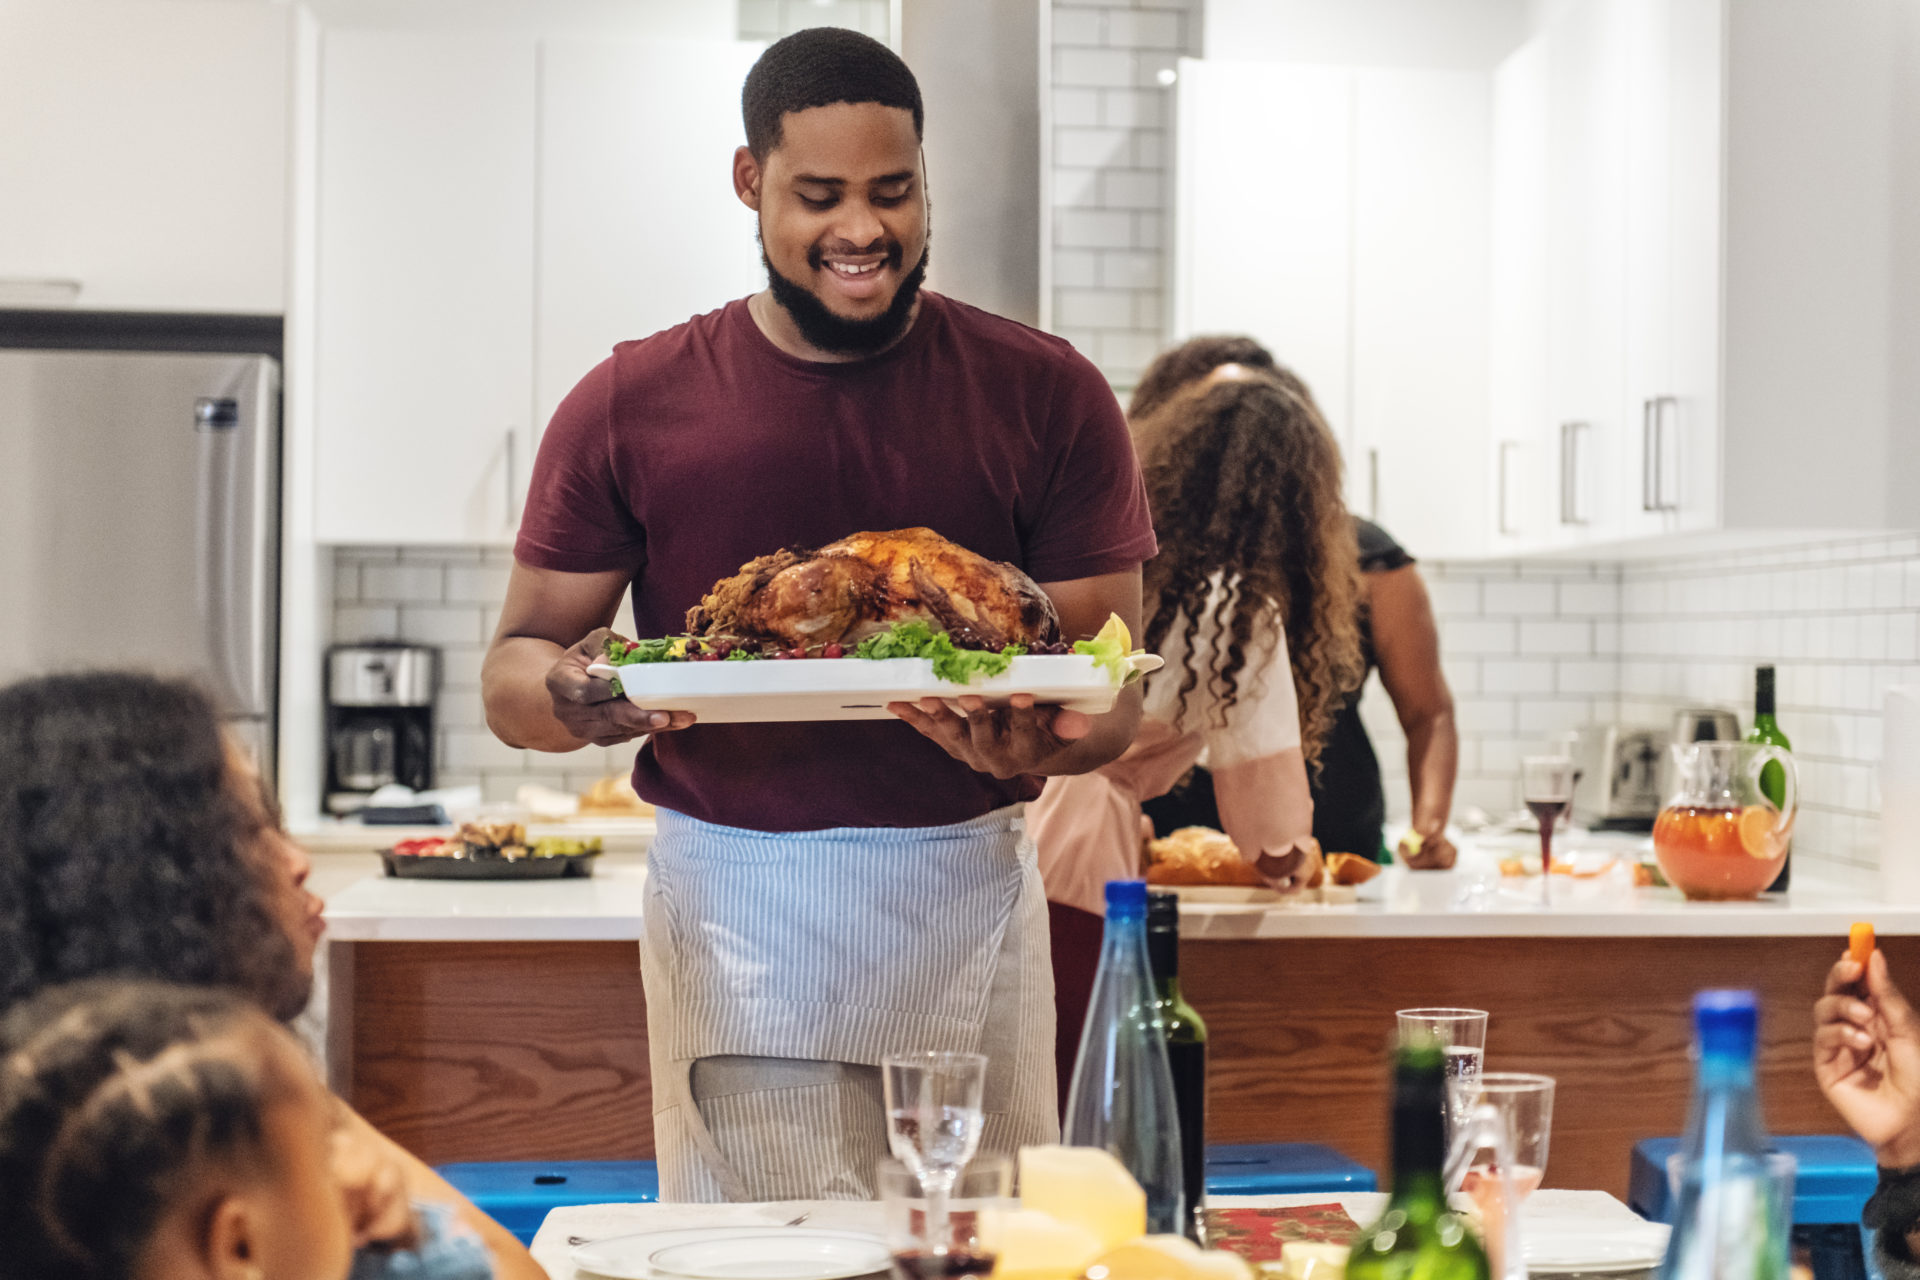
[641,805,1060,1202]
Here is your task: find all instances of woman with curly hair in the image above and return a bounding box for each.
[0,672,544,1280]
[1130,335,1462,870]
[1028,370,1366,1096]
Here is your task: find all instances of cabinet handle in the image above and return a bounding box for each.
[1657,396,1680,511]
[1641,399,1659,512]
[1498,440,1518,536]
[1368,449,1380,520]
[1559,421,1588,526]
[504,427,518,524]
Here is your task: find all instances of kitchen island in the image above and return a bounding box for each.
[322,842,1902,1195]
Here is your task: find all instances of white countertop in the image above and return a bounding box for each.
[530,1190,1656,1280]
[321,832,1913,943]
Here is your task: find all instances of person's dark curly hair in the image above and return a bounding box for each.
[743,26,924,160]
[0,979,305,1280]
[1129,334,1323,420]
[0,674,309,1022]
[1134,376,1365,770]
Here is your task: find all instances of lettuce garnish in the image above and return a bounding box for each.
[853,620,1027,684]
[1072,614,1135,685]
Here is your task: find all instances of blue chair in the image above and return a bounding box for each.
[1630,1135,1879,1280]
[1206,1142,1377,1195]
[436,1160,660,1245]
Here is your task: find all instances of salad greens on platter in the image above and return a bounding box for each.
[600,613,1142,692]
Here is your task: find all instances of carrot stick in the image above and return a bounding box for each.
[1850,922,1876,968]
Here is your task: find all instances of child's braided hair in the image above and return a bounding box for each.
[0,979,301,1280]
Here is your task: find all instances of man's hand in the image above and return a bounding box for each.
[330,1111,420,1252]
[887,693,1090,779]
[546,628,695,746]
[1814,948,1920,1167]
[1401,829,1458,870]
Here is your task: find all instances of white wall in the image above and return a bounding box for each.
[1202,0,1528,69]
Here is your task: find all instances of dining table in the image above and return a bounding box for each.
[530,1188,1666,1279]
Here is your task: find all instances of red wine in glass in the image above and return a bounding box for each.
[1526,799,1570,874]
[1521,756,1578,885]
[891,1251,997,1278]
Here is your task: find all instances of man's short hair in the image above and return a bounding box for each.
[742,26,924,159]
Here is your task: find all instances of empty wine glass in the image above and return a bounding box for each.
[1395,1008,1486,1141]
[884,1051,987,1253]
[1523,756,1578,894]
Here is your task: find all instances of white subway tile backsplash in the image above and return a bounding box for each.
[400,605,483,648]
[361,564,444,604]
[1482,581,1556,616]
[1054,249,1101,288]
[1520,619,1591,656]
[1052,7,1104,44]
[1056,47,1135,88]
[1056,126,1132,168]
[1105,9,1181,48]
[1443,618,1517,656]
[1054,209,1135,249]
[1481,659,1553,695]
[1559,581,1621,617]
[1053,87,1103,127]
[1100,87,1165,129]
[333,606,398,642]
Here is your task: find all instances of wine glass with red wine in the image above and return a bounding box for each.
[1522,756,1578,889]
[880,1154,1010,1278]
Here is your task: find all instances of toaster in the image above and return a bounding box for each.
[1569,724,1670,831]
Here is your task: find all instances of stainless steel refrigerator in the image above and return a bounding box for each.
[0,350,279,771]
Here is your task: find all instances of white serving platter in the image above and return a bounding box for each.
[570,1226,889,1280]
[585,653,1162,725]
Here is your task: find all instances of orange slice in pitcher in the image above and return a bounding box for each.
[1738,805,1783,859]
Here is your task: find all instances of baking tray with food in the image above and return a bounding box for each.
[584,527,1161,724]
[381,822,603,880]
[1147,826,1383,905]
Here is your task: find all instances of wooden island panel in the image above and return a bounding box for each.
[345,940,654,1163]
[342,932,1904,1191]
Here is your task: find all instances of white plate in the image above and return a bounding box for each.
[586,653,1162,725]
[1523,1223,1670,1274]
[571,1227,888,1280]
[648,1231,890,1279]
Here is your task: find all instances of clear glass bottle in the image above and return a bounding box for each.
[1064,879,1186,1235]
[1349,1041,1491,1280]
[1146,890,1208,1241]
[1653,990,1791,1280]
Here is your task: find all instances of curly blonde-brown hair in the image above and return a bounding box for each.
[1134,374,1365,770]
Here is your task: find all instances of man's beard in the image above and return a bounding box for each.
[762,239,930,357]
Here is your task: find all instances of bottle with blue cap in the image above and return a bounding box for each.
[1654,990,1792,1280]
[1063,878,1186,1235]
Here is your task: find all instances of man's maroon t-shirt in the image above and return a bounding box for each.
[515,291,1158,832]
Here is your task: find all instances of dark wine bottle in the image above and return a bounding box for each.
[1147,891,1208,1241]
[1348,1042,1490,1280]
[1748,666,1793,893]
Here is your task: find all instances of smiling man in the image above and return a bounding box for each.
[481,28,1156,1202]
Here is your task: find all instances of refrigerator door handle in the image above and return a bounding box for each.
[195,396,253,712]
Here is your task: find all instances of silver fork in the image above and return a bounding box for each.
[567,1210,811,1248]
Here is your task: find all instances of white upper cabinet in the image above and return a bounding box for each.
[0,1,291,313]
[535,37,765,429]
[1490,0,1912,551]
[1486,38,1550,554]
[1173,62,1355,448]
[313,30,536,545]
[1173,60,1492,559]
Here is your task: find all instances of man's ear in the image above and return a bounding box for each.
[733,145,763,211]
[205,1195,264,1280]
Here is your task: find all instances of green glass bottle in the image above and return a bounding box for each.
[1146,891,1209,1241]
[1747,665,1793,893]
[1348,1043,1491,1280]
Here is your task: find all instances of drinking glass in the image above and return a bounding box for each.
[879,1154,1010,1279]
[1523,756,1579,890]
[1395,1008,1487,1142]
[1441,1073,1552,1280]
[883,1051,987,1252]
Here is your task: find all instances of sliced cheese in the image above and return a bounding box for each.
[995,1208,1105,1280]
[1018,1146,1147,1251]
[1085,1235,1254,1280]
[1281,1241,1351,1280]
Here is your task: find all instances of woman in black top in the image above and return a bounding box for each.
[1131,337,1461,866]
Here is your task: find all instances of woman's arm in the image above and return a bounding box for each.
[1213,748,1318,892]
[1369,566,1459,869]
[335,1102,550,1279]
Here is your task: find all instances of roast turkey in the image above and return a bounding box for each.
[685,527,1061,653]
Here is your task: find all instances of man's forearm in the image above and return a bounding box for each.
[1405,708,1459,833]
[483,635,591,752]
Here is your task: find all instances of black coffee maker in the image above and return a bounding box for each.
[325,643,437,816]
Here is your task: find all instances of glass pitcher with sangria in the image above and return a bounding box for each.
[1653,742,1798,900]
